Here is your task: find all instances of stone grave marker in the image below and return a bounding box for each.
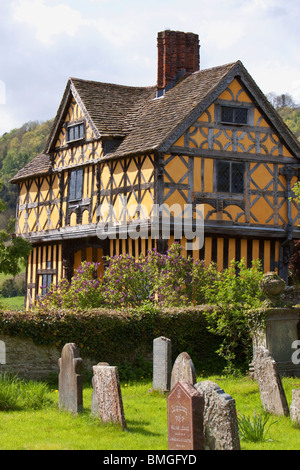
[290,389,300,426]
[195,380,240,450]
[92,365,126,429]
[170,352,196,390]
[91,362,109,416]
[167,381,205,450]
[152,336,172,391]
[58,343,83,414]
[253,346,289,416]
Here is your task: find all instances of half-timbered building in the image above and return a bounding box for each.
[10,30,300,309]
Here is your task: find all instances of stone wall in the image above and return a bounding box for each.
[0,334,61,379]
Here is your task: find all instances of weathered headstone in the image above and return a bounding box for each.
[290,389,300,426]
[58,343,83,414]
[253,346,289,416]
[92,365,126,429]
[195,380,240,450]
[170,352,196,390]
[167,381,205,450]
[153,336,172,391]
[91,362,109,416]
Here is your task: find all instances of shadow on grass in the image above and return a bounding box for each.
[126,419,163,436]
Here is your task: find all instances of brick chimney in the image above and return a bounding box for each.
[157,30,200,96]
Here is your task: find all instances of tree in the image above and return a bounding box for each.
[0,217,31,277]
[267,92,297,110]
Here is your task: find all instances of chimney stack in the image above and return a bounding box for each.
[157,30,200,96]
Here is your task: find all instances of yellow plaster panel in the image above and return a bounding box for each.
[70,212,77,226]
[141,156,154,182]
[164,189,187,211]
[193,157,201,192]
[164,156,188,184]
[251,196,274,225]
[113,162,125,188]
[223,205,245,223]
[250,163,274,191]
[203,159,214,193]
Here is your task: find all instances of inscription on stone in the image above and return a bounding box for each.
[167,381,204,450]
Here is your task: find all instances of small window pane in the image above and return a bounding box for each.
[67,123,84,142]
[231,163,244,193]
[221,106,234,123]
[69,171,77,200]
[234,108,248,124]
[217,161,230,192]
[75,169,83,200]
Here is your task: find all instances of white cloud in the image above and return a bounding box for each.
[11,0,86,45]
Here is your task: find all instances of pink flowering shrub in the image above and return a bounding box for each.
[38,261,105,310]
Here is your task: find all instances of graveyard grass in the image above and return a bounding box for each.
[0,374,300,450]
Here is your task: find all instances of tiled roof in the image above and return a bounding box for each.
[106,62,238,158]
[11,59,300,183]
[10,153,51,183]
[70,78,157,138]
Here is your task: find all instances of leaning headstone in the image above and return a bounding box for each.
[91,362,109,416]
[93,365,126,429]
[153,336,172,391]
[253,346,289,416]
[290,389,300,426]
[195,380,240,450]
[167,381,205,450]
[170,352,196,390]
[58,343,83,414]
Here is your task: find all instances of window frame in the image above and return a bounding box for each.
[220,105,248,125]
[215,160,245,195]
[41,273,53,297]
[66,121,85,143]
[69,168,84,202]
[214,100,254,127]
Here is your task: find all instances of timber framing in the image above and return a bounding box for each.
[9,30,300,308]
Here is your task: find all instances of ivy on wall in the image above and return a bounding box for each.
[0,306,224,378]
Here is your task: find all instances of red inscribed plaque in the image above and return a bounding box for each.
[167,381,204,450]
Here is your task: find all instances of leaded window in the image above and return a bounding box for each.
[221,106,248,125]
[67,122,85,142]
[216,161,244,193]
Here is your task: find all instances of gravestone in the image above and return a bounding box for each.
[290,389,300,426]
[153,336,172,391]
[170,352,196,390]
[58,343,83,414]
[195,380,240,450]
[92,365,126,429]
[0,340,5,365]
[91,362,109,416]
[253,346,289,416]
[167,381,205,450]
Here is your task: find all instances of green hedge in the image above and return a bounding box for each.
[0,306,225,379]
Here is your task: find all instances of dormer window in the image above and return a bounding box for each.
[67,122,85,142]
[221,106,248,125]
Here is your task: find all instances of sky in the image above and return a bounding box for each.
[0,0,299,136]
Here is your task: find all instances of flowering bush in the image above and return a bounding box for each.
[144,243,193,306]
[38,261,105,310]
[103,254,150,307]
[36,244,266,373]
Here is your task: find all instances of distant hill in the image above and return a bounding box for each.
[0,94,299,229]
[0,120,53,228]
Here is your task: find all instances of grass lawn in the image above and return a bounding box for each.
[0,374,300,450]
[1,296,25,311]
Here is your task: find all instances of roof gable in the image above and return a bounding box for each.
[106,60,300,160]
